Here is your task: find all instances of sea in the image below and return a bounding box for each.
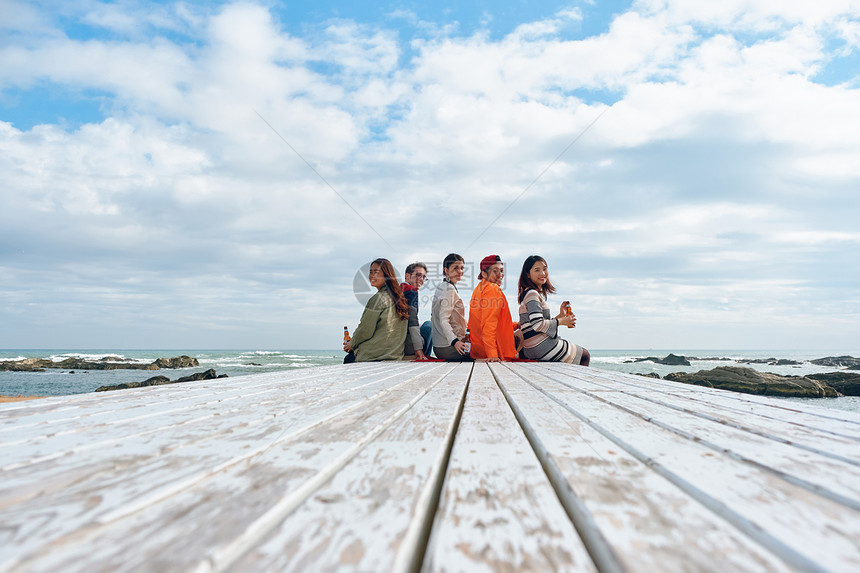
[1,349,859,413]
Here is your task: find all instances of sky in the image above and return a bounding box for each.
[1,0,859,351]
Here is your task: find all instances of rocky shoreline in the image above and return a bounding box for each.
[95,368,228,392]
[4,352,858,399]
[637,354,860,397]
[0,355,199,372]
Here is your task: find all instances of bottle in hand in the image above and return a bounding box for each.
[343,326,351,343]
[561,301,573,328]
[463,328,471,354]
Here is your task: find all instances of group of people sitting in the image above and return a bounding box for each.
[342,254,590,366]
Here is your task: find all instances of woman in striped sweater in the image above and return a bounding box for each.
[517,255,590,366]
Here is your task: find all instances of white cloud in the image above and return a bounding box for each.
[316,22,400,75]
[510,6,582,40]
[0,0,49,33]
[1,1,859,349]
[835,17,860,50]
[637,0,860,29]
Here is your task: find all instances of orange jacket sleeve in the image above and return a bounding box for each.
[483,289,501,359]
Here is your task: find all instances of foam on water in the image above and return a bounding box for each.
[48,352,130,362]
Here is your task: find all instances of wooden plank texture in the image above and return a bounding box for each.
[422,363,597,572]
[499,362,860,572]
[2,362,860,572]
[489,363,795,573]
[1,363,448,571]
[228,362,472,572]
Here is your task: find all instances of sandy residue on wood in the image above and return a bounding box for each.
[0,395,46,403]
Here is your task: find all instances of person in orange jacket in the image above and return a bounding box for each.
[468,255,518,362]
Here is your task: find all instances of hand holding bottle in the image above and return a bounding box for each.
[558,314,576,328]
[559,301,575,328]
[343,326,352,352]
[461,329,472,355]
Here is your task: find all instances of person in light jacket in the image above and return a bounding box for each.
[431,253,472,361]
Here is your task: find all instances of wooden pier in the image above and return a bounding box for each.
[1,362,859,572]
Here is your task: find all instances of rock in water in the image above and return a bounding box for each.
[629,354,691,366]
[810,356,860,368]
[1,355,199,371]
[659,353,691,366]
[664,366,838,398]
[738,358,802,366]
[174,369,223,383]
[806,372,860,396]
[0,358,51,372]
[96,376,170,392]
[153,355,199,369]
[95,369,226,392]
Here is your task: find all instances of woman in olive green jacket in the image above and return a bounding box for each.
[343,258,410,363]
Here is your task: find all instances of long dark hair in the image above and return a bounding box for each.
[372,258,410,319]
[518,255,556,303]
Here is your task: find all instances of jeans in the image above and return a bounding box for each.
[433,345,473,362]
[420,321,433,356]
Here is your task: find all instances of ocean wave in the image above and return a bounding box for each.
[48,353,141,362]
[592,356,637,365]
[210,361,322,368]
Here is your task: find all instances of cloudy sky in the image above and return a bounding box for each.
[1,0,859,351]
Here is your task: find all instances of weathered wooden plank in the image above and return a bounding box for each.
[0,364,426,529]
[532,368,860,507]
[228,362,472,572]
[0,363,417,471]
[0,363,408,443]
[535,364,860,464]
[422,364,598,572]
[491,363,795,573]
[559,364,860,466]
[0,363,459,572]
[503,363,860,572]
[555,365,860,438]
[3,362,860,573]
[0,364,370,427]
[0,382,400,524]
[0,363,442,560]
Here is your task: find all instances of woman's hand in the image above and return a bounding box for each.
[454,340,468,355]
[557,314,577,328]
[486,356,501,363]
[415,350,427,360]
[343,340,352,352]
